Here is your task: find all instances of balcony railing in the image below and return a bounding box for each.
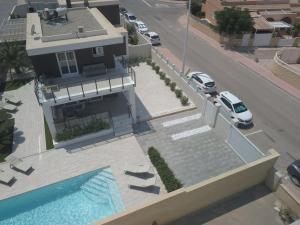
[35,61,136,105]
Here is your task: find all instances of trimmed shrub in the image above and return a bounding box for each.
[151,62,156,68]
[148,147,182,192]
[164,77,171,86]
[56,119,110,142]
[154,65,160,73]
[175,89,183,98]
[170,82,176,91]
[146,58,152,65]
[160,72,166,80]
[180,96,189,106]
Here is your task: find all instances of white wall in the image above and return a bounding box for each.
[253,33,272,47]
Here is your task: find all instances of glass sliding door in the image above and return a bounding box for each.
[56,51,78,77]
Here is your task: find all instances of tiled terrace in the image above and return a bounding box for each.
[0,136,166,208]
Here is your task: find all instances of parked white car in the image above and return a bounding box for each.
[216,91,253,126]
[124,12,136,23]
[144,32,161,45]
[187,72,217,94]
[134,21,149,34]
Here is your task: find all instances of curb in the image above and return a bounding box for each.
[159,0,187,5]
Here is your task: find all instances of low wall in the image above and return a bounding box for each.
[94,149,279,225]
[128,33,152,60]
[276,184,300,217]
[272,51,300,89]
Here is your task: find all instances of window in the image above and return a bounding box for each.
[221,97,232,111]
[56,51,78,75]
[92,47,104,57]
[194,76,203,84]
[233,102,248,113]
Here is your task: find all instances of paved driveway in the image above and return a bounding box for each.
[136,110,244,186]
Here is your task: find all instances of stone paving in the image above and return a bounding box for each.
[0,136,166,209]
[4,81,46,157]
[136,110,244,186]
[134,63,195,122]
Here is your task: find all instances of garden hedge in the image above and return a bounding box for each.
[148,147,182,192]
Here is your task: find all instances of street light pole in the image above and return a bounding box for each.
[181,0,191,76]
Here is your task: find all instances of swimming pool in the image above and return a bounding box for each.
[0,167,124,225]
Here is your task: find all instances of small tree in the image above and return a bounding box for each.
[0,41,30,80]
[215,7,254,36]
[189,0,202,17]
[291,22,300,37]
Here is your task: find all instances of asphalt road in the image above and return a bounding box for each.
[120,0,300,171]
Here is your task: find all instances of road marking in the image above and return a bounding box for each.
[142,0,152,7]
[245,129,263,137]
[162,113,201,127]
[155,3,169,8]
[171,125,211,140]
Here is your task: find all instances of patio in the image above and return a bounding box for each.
[0,136,166,208]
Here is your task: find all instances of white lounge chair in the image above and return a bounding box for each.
[124,164,151,174]
[0,101,17,112]
[5,155,33,174]
[4,94,21,105]
[0,169,15,185]
[128,176,156,188]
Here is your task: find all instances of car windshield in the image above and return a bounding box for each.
[129,15,136,20]
[205,82,215,87]
[151,35,159,39]
[139,24,146,28]
[233,102,248,113]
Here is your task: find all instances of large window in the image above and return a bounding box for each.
[56,51,78,76]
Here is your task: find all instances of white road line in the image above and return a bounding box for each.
[142,0,152,7]
[171,125,211,140]
[245,129,263,137]
[162,113,201,127]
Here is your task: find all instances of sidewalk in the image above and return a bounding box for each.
[168,15,300,100]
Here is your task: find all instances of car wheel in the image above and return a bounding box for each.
[290,176,300,187]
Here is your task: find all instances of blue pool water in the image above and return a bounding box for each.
[0,168,124,225]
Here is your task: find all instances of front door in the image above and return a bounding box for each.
[56,51,79,77]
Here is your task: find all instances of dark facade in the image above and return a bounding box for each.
[30,42,126,79]
[97,5,120,25]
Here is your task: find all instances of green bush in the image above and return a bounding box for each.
[154,65,160,73]
[0,110,14,162]
[56,119,110,142]
[151,62,156,68]
[164,77,171,86]
[44,117,54,150]
[160,72,166,80]
[170,82,176,91]
[146,58,152,65]
[148,147,182,192]
[175,89,183,98]
[180,96,189,106]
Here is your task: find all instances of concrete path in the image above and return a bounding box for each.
[6,81,46,158]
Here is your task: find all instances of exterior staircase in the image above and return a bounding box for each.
[112,114,133,137]
[81,169,124,211]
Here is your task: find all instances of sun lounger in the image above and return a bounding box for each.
[0,169,15,185]
[128,176,156,188]
[5,155,33,174]
[3,94,21,105]
[124,164,151,174]
[0,101,17,112]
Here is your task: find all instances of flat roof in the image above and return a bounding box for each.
[40,8,102,36]
[0,18,27,42]
[57,0,119,7]
[26,7,126,56]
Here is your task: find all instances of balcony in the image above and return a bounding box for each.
[35,60,136,105]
